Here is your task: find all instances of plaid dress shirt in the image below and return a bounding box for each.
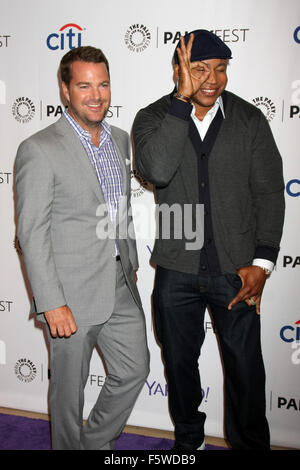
[64,110,123,226]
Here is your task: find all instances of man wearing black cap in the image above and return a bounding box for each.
[132,30,284,450]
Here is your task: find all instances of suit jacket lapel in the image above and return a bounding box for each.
[54,117,128,241]
[54,115,106,204]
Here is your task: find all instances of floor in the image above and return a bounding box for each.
[0,406,293,450]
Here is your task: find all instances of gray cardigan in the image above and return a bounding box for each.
[132,90,285,275]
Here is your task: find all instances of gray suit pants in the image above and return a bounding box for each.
[46,260,149,450]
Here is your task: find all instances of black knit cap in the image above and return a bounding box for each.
[173,29,232,64]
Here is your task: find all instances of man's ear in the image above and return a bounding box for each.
[61,81,70,103]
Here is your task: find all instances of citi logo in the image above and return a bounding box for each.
[286,179,300,197]
[294,26,300,43]
[280,320,300,343]
[46,23,84,50]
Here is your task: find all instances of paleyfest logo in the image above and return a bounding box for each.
[14,358,37,383]
[290,79,300,119]
[131,169,149,198]
[12,97,35,123]
[124,24,151,52]
[252,96,276,122]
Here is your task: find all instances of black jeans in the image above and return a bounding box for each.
[153,266,270,450]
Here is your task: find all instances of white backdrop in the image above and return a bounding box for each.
[0,0,300,449]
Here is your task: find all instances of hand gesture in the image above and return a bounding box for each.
[227,266,268,315]
[176,33,210,100]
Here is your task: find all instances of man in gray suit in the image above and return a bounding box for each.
[15,46,149,450]
[132,31,284,450]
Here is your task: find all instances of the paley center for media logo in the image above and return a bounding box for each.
[252,96,276,122]
[12,97,35,123]
[124,24,151,52]
[14,358,37,383]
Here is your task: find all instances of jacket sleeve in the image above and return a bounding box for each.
[15,138,67,313]
[132,97,193,187]
[250,111,285,261]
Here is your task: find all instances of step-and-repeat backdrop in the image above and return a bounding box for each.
[0,0,299,449]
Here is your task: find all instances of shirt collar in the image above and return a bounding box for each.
[191,95,225,120]
[63,109,111,142]
[218,95,225,118]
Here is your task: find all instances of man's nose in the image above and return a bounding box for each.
[90,87,101,100]
[206,70,217,84]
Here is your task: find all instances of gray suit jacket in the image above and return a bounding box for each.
[16,115,142,326]
[132,90,285,274]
